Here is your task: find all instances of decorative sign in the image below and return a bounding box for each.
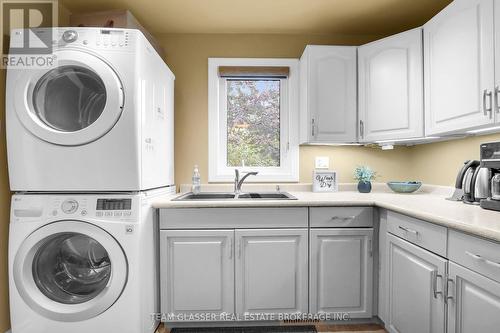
[313,170,338,192]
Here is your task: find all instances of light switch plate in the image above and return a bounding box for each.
[315,156,329,169]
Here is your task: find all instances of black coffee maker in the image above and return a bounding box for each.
[479,142,500,212]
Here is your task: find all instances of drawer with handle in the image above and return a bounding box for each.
[449,230,500,283]
[310,207,373,228]
[387,211,447,256]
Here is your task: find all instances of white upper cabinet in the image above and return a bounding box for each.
[358,28,424,142]
[300,45,357,143]
[424,0,495,135]
[494,0,500,122]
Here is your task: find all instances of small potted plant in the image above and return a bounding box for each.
[354,166,377,193]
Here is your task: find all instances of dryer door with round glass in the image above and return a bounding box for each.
[13,221,128,322]
[13,49,124,146]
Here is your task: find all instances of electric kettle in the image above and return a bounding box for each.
[464,167,491,204]
[447,160,480,201]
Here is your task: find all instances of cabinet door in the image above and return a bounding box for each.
[235,229,308,314]
[386,233,446,333]
[447,262,500,333]
[160,230,234,315]
[424,0,495,135]
[310,228,374,318]
[358,28,423,142]
[300,45,357,143]
[494,0,500,122]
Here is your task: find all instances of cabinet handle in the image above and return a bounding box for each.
[311,118,316,138]
[359,120,364,139]
[432,270,443,299]
[368,238,373,257]
[465,251,500,269]
[495,86,500,114]
[445,278,455,304]
[238,240,242,259]
[331,216,356,221]
[483,89,493,117]
[228,238,233,260]
[398,225,419,238]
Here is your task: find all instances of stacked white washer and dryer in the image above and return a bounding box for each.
[6,27,175,333]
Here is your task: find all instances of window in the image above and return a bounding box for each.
[208,58,299,182]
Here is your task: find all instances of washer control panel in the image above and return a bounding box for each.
[95,198,133,218]
[61,199,79,214]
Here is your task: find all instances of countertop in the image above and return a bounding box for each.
[152,184,500,243]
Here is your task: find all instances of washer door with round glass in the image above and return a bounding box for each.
[13,221,128,322]
[13,49,124,146]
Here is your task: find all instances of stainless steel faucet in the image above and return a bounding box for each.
[234,169,258,195]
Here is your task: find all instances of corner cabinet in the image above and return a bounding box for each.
[358,28,424,142]
[424,0,495,135]
[299,45,357,144]
[386,233,446,333]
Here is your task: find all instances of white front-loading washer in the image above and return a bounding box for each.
[8,188,173,333]
[6,27,175,191]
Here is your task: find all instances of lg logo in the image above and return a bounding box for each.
[1,0,56,55]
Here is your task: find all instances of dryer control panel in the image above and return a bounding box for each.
[53,28,135,52]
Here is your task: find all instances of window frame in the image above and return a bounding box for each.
[208,58,299,182]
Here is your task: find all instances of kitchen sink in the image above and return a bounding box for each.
[237,192,296,199]
[172,192,297,201]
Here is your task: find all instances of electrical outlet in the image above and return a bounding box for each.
[315,156,329,169]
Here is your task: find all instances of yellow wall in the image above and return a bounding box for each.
[0,68,10,333]
[156,33,416,185]
[409,133,500,186]
[300,145,412,183]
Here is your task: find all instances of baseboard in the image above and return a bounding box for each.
[5,329,11,333]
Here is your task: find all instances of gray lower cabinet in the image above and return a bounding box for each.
[235,229,308,314]
[447,262,500,333]
[160,227,308,317]
[310,228,374,318]
[160,230,234,315]
[386,233,446,333]
[159,206,500,328]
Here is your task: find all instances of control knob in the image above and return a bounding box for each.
[62,30,78,43]
[61,199,79,214]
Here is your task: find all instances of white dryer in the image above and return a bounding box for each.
[6,27,175,191]
[8,188,173,333]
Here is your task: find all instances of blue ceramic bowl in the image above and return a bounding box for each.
[387,181,422,193]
